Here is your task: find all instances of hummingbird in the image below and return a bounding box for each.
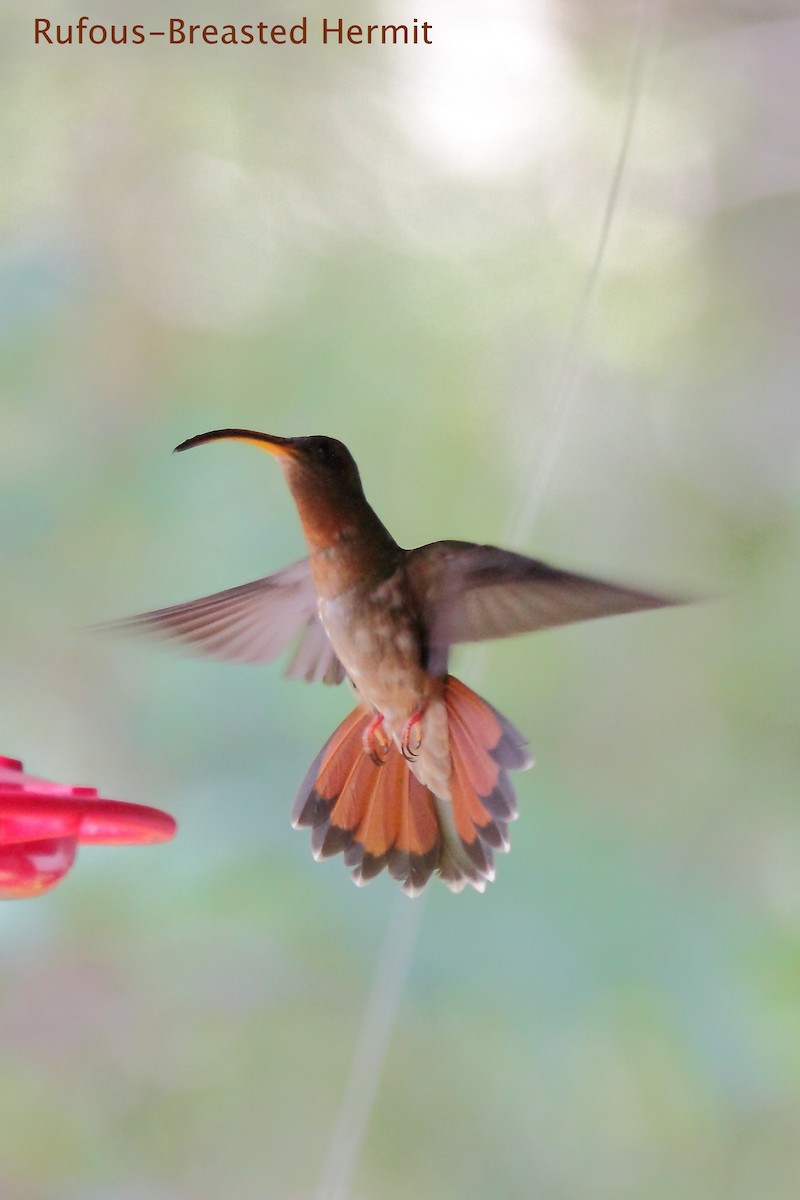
[110,430,675,896]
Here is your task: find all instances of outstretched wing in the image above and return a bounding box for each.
[95,558,345,685]
[407,541,677,668]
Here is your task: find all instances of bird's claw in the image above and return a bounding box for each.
[401,707,426,762]
[362,713,389,767]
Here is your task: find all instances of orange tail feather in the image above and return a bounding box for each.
[437,676,531,892]
[292,708,441,896]
[291,676,531,896]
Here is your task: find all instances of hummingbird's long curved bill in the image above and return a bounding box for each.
[174,429,299,458]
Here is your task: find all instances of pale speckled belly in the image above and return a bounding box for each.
[318,585,429,727]
[318,575,452,798]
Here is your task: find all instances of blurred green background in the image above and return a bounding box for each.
[2,1,800,1197]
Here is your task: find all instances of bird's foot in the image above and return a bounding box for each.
[401,705,427,762]
[362,713,390,767]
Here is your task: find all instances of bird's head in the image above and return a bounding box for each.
[174,429,369,552]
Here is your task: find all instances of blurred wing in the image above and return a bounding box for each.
[97,557,345,684]
[408,541,677,661]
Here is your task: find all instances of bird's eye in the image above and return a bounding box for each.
[300,437,356,480]
[310,440,337,466]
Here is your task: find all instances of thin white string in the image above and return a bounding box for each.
[312,7,660,1197]
[313,892,426,1200]
[506,0,662,549]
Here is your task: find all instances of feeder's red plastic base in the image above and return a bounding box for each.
[0,756,177,899]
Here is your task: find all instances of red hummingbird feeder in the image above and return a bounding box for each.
[0,755,176,899]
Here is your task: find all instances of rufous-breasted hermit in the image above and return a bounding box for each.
[108,431,676,896]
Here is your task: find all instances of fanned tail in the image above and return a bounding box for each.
[436,676,531,893]
[291,676,531,896]
[291,708,441,896]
